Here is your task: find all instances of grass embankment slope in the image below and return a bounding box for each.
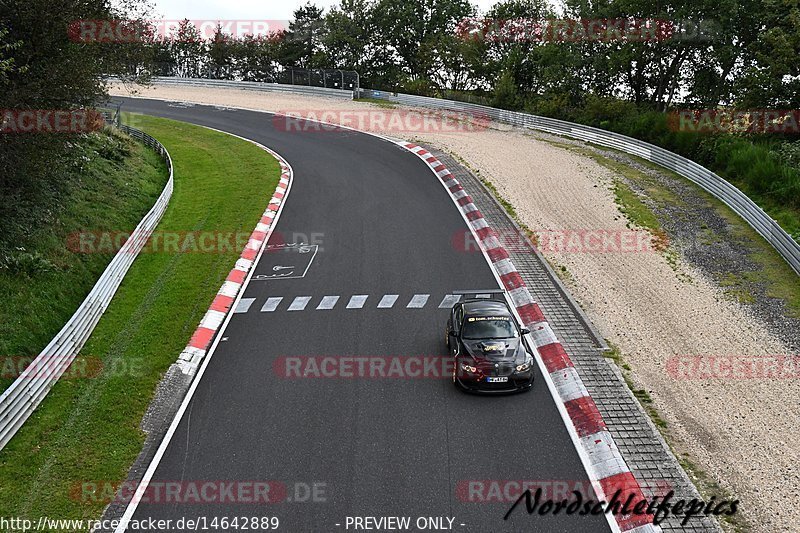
[0,128,167,388]
[0,114,280,525]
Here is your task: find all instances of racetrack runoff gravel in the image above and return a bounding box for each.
[111,83,799,532]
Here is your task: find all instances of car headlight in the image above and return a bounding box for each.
[516,356,533,372]
[461,363,477,373]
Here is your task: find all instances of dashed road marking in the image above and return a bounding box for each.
[261,297,283,312]
[246,293,477,314]
[347,295,368,309]
[407,294,430,308]
[377,294,399,308]
[317,296,340,310]
[438,294,461,308]
[234,298,256,314]
[287,296,312,311]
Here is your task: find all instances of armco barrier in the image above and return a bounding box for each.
[359,89,800,275]
[136,76,355,100]
[0,121,174,451]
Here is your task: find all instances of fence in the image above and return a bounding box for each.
[0,116,174,451]
[359,89,800,276]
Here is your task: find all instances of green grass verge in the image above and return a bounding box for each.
[0,129,167,381]
[0,114,280,525]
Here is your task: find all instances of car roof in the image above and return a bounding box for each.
[462,299,512,317]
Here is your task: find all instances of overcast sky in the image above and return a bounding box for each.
[150,0,503,21]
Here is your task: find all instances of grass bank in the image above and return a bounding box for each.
[0,114,281,524]
[0,128,168,390]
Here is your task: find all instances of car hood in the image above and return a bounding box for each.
[461,338,525,362]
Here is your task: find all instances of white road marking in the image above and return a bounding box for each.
[287,296,312,311]
[260,297,283,312]
[317,296,340,310]
[407,294,429,308]
[377,294,399,308]
[233,298,256,314]
[439,294,461,308]
[346,295,368,308]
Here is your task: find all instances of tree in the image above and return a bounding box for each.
[492,69,520,109]
[208,24,233,79]
[735,0,800,108]
[373,0,475,82]
[0,0,155,244]
[167,20,205,78]
[281,2,327,68]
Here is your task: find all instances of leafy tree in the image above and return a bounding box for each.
[282,2,327,68]
[234,34,283,82]
[208,23,233,79]
[373,0,475,82]
[735,0,800,107]
[0,0,154,244]
[167,20,205,78]
[492,69,520,109]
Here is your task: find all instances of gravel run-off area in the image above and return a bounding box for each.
[111,83,800,532]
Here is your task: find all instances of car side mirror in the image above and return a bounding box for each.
[520,327,531,335]
[449,330,458,337]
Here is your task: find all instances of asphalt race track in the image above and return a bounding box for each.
[112,97,611,533]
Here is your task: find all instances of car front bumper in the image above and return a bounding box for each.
[455,369,534,394]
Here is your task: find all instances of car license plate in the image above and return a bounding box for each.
[486,377,508,383]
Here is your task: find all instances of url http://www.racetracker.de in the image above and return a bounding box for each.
[0,515,281,531]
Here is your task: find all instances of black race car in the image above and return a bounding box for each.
[445,296,535,393]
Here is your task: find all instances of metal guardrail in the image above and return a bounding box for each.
[360,89,800,276]
[148,76,355,100]
[0,120,174,451]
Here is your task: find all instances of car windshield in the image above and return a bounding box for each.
[461,316,518,339]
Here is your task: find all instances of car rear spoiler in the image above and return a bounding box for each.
[451,289,507,301]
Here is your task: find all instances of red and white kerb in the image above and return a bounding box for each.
[176,150,292,376]
[400,142,659,533]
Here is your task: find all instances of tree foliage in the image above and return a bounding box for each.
[0,0,154,245]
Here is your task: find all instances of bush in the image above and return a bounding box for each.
[0,248,57,277]
[491,70,520,110]
[774,141,800,171]
[401,78,434,97]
